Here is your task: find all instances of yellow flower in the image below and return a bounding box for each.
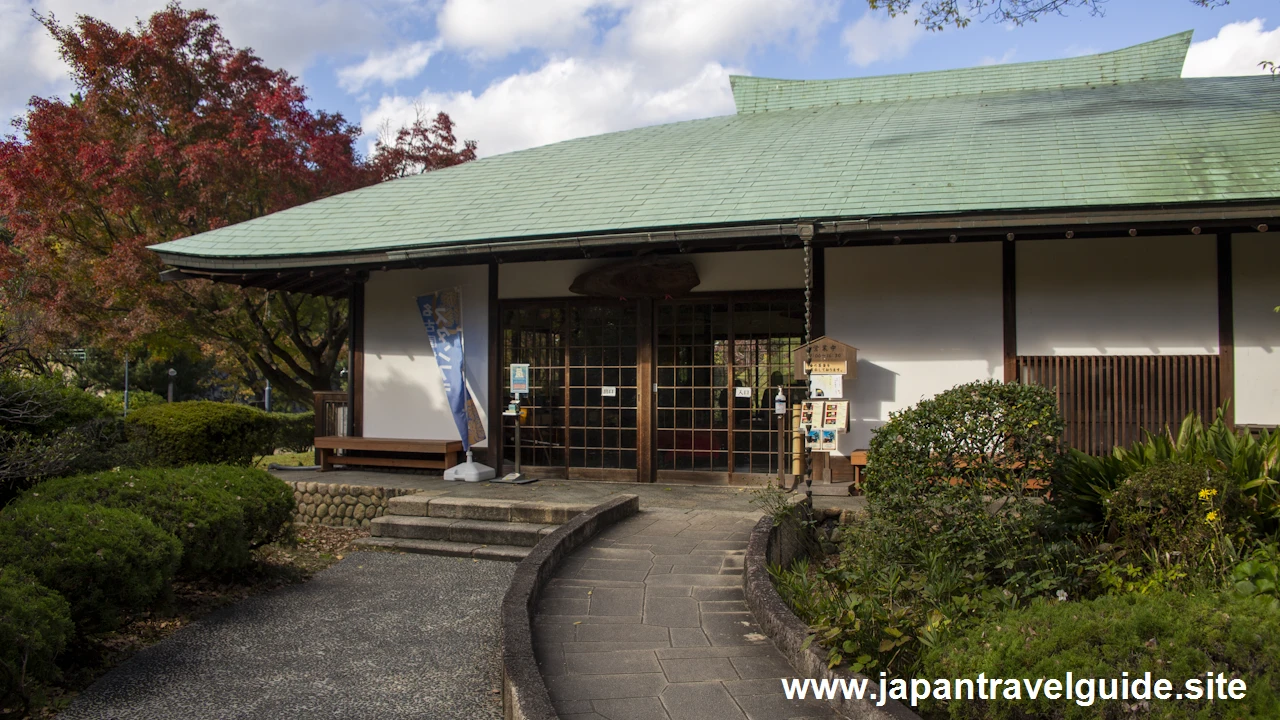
[1198,488,1218,501]
[1205,510,1220,524]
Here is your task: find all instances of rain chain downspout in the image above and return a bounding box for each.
[802,231,813,501]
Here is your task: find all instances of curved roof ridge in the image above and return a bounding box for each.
[730,30,1192,113]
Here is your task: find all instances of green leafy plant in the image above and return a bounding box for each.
[126,401,276,466]
[1231,543,1279,609]
[0,568,73,713]
[21,468,253,575]
[1060,408,1280,534]
[922,591,1280,719]
[100,390,165,416]
[0,502,181,632]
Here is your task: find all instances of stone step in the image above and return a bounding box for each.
[353,537,530,561]
[388,494,593,524]
[370,514,555,547]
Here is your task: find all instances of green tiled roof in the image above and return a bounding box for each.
[730,32,1191,112]
[151,33,1280,264]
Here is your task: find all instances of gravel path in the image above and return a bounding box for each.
[60,552,512,720]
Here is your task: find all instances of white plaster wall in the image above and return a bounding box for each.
[363,266,489,444]
[499,249,804,298]
[1017,235,1218,355]
[825,243,1004,451]
[1233,233,1280,426]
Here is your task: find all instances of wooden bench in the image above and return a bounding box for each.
[313,436,463,472]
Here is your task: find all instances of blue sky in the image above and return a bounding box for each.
[2,0,1277,157]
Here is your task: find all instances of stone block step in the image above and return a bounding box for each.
[370,514,555,547]
[353,537,530,561]
[388,494,593,524]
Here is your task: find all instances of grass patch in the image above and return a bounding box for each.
[254,450,315,468]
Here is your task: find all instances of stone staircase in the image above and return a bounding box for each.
[353,494,594,561]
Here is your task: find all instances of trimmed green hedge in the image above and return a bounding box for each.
[199,466,295,547]
[101,390,165,416]
[269,411,314,453]
[922,591,1280,719]
[126,401,275,466]
[0,567,73,707]
[0,503,180,632]
[22,468,251,575]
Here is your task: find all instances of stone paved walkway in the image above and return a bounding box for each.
[532,509,839,720]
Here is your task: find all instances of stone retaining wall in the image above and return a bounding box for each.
[282,480,417,528]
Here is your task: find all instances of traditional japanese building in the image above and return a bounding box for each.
[151,32,1280,484]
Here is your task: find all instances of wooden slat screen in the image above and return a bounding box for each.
[1017,355,1220,455]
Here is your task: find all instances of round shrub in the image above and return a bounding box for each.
[193,465,295,548]
[126,401,275,466]
[922,591,1280,719]
[0,567,73,705]
[864,380,1066,554]
[22,468,251,575]
[1107,460,1253,561]
[0,502,181,632]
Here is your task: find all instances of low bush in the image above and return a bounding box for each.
[1230,543,1279,607]
[269,411,314,453]
[22,468,252,575]
[0,502,181,632]
[127,401,275,466]
[192,465,295,548]
[0,567,73,711]
[100,390,166,416]
[921,591,1280,719]
[1105,460,1255,584]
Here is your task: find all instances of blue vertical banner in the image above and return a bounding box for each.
[416,288,486,450]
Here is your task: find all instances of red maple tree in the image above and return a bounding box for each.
[0,3,475,400]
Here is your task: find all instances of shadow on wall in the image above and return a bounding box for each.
[363,364,453,441]
[847,360,897,451]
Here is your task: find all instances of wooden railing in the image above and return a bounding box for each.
[1017,354,1220,455]
[313,391,349,438]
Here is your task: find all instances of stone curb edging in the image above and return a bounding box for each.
[743,515,921,720]
[500,494,641,720]
[281,479,417,529]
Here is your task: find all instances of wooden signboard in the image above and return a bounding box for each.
[793,337,858,378]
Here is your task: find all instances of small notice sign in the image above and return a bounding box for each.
[792,337,857,379]
[601,386,617,397]
[510,363,530,395]
[734,387,752,398]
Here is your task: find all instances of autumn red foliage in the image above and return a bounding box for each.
[0,3,475,400]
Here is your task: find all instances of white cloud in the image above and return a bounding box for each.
[1184,19,1280,77]
[436,0,613,57]
[613,0,837,70]
[840,9,924,67]
[979,48,1017,66]
[1062,44,1100,58]
[360,57,738,157]
[338,41,440,92]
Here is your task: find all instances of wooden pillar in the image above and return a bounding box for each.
[1002,239,1017,383]
[1217,233,1235,427]
[486,262,504,471]
[348,280,365,437]
[636,298,655,483]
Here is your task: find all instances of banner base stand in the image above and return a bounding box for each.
[444,451,496,482]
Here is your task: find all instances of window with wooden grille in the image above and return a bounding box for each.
[1017,355,1221,455]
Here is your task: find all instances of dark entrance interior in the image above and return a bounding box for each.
[501,292,805,483]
